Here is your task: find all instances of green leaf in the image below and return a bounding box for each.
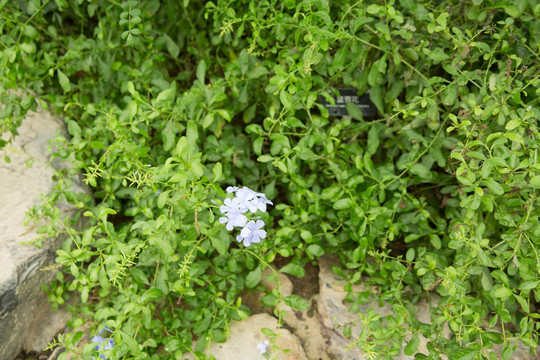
[246,266,262,288]
[492,286,512,299]
[306,244,324,257]
[141,288,164,303]
[90,140,106,149]
[257,155,274,162]
[95,307,118,321]
[280,89,293,108]
[154,236,174,257]
[333,198,353,210]
[190,159,204,178]
[284,295,308,310]
[67,120,81,137]
[212,329,227,343]
[203,113,214,128]
[130,268,149,285]
[410,163,431,179]
[80,286,89,303]
[184,120,198,158]
[484,179,504,195]
[368,63,379,86]
[248,66,269,79]
[460,195,480,210]
[276,160,288,173]
[196,60,206,83]
[454,348,477,360]
[514,294,530,313]
[270,133,290,149]
[404,334,420,356]
[480,160,493,179]
[505,132,522,143]
[519,280,540,291]
[164,34,180,57]
[57,69,71,93]
[155,87,175,104]
[530,175,540,188]
[121,331,141,355]
[406,248,415,263]
[346,102,364,121]
[321,185,341,200]
[157,190,170,209]
[367,125,379,155]
[279,263,305,277]
[261,328,276,336]
[210,232,229,255]
[442,85,458,106]
[212,162,222,182]
[369,86,383,113]
[428,47,450,62]
[505,119,521,130]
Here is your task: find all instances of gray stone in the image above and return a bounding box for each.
[318,255,540,360]
[278,294,332,360]
[318,255,395,360]
[0,110,82,359]
[23,302,70,353]
[318,255,439,360]
[181,313,308,360]
[262,268,293,298]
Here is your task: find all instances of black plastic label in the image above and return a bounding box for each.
[320,88,376,117]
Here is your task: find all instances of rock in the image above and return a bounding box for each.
[278,294,332,360]
[0,110,84,360]
[181,313,308,360]
[318,255,395,360]
[23,302,70,353]
[262,268,293,298]
[240,268,294,317]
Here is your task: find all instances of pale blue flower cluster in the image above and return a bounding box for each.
[257,340,270,354]
[217,186,272,246]
[90,326,114,359]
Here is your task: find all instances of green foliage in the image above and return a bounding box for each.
[2,0,540,359]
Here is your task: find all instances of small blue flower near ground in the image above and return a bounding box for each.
[257,340,270,354]
[90,326,114,359]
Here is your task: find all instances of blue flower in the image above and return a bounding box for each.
[228,187,273,213]
[236,220,267,246]
[249,196,273,213]
[216,186,272,247]
[257,340,270,354]
[91,327,114,359]
[219,197,248,230]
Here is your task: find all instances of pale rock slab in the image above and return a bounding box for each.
[318,255,395,360]
[318,255,440,360]
[0,110,82,359]
[318,255,539,360]
[262,268,293,298]
[182,313,308,360]
[261,267,331,360]
[278,294,332,360]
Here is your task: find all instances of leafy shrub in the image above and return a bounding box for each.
[1,0,539,359]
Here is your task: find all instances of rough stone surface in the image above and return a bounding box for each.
[318,256,441,360]
[0,110,81,360]
[279,294,332,360]
[23,303,70,353]
[262,268,293,297]
[318,255,395,360]
[182,313,307,360]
